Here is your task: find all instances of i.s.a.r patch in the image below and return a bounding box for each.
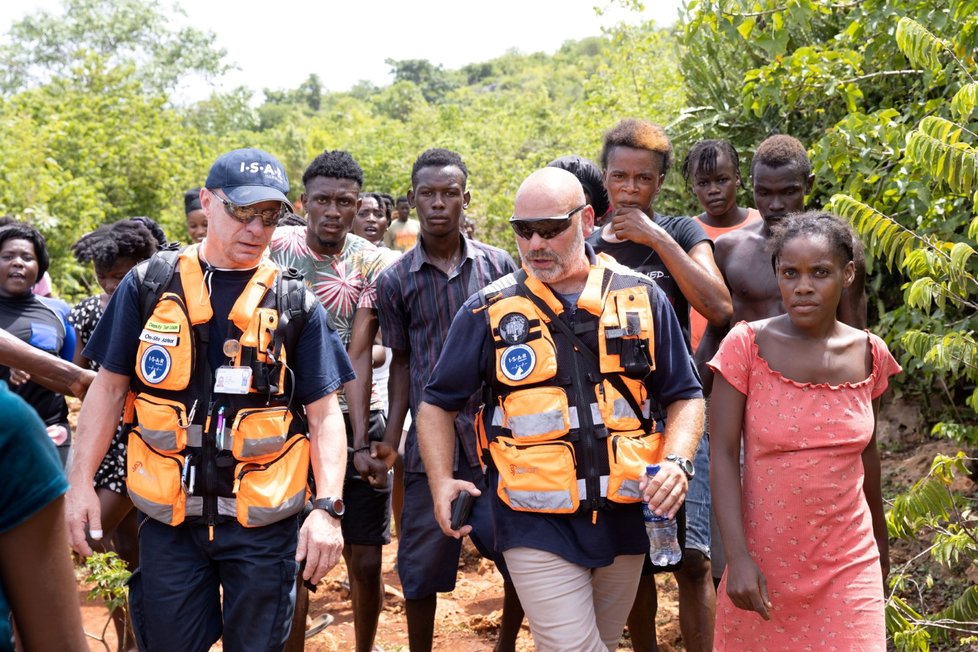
[498,312,530,345]
[500,344,536,382]
[140,345,172,385]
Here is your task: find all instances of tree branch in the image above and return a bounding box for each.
[837,69,924,84]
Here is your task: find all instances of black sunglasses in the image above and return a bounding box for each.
[510,204,586,240]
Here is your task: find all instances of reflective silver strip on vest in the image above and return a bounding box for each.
[217,496,236,518]
[129,493,175,524]
[138,426,179,452]
[245,489,307,527]
[577,475,610,501]
[503,488,575,511]
[617,477,643,499]
[506,410,567,439]
[568,404,604,428]
[612,397,638,422]
[136,424,203,451]
[186,425,203,448]
[186,495,204,516]
[239,432,289,460]
[642,399,651,419]
[496,403,603,431]
[590,403,604,426]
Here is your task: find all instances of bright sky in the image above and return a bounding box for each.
[0,0,684,102]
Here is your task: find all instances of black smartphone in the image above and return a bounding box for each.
[450,491,475,530]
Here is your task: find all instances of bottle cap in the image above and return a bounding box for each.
[646,463,661,476]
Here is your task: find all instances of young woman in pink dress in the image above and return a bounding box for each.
[708,212,900,650]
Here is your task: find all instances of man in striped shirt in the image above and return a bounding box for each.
[376,148,523,652]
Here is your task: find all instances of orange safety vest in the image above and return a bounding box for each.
[124,245,310,529]
[476,256,664,516]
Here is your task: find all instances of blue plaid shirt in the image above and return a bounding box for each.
[376,235,516,473]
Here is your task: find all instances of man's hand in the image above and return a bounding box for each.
[639,462,688,519]
[353,445,394,488]
[64,482,102,557]
[370,441,398,473]
[609,207,667,248]
[8,367,30,386]
[296,508,343,586]
[430,478,481,539]
[68,369,96,400]
[725,554,772,620]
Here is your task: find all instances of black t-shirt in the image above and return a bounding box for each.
[587,214,709,344]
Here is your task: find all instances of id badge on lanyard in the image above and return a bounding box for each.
[214,366,252,394]
[215,339,251,394]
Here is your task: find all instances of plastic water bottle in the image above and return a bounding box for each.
[643,464,682,566]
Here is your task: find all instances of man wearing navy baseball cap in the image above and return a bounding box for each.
[66,147,354,650]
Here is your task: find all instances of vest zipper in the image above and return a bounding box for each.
[566,313,601,517]
[203,399,217,530]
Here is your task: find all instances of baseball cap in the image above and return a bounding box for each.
[205,148,294,210]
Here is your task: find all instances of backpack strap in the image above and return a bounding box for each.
[134,245,182,325]
[274,266,310,360]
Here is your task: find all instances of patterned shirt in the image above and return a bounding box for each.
[269,226,396,411]
[68,295,104,371]
[376,235,517,473]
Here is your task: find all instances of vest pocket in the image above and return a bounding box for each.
[233,434,310,528]
[489,436,579,514]
[501,387,570,442]
[607,431,664,504]
[127,431,186,526]
[134,394,189,453]
[595,377,651,432]
[230,406,293,462]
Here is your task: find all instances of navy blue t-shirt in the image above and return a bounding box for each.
[85,265,353,406]
[422,266,702,568]
[0,381,68,651]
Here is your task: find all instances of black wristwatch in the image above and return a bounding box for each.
[312,497,346,519]
[664,453,695,479]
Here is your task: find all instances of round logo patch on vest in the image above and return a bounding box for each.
[498,312,530,345]
[501,344,536,382]
[140,345,172,385]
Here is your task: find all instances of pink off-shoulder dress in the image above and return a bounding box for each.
[708,322,901,651]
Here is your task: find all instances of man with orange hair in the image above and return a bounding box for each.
[588,118,731,652]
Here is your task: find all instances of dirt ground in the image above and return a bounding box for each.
[76,394,952,651]
[79,535,682,651]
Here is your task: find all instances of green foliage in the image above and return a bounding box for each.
[895,17,946,73]
[885,454,978,648]
[0,0,227,95]
[84,551,131,613]
[83,551,133,650]
[680,2,978,647]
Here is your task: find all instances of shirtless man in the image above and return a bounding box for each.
[697,134,866,388]
[696,134,867,583]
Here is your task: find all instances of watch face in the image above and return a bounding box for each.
[316,497,346,517]
[667,454,694,477]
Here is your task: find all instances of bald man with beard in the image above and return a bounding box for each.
[416,168,704,651]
